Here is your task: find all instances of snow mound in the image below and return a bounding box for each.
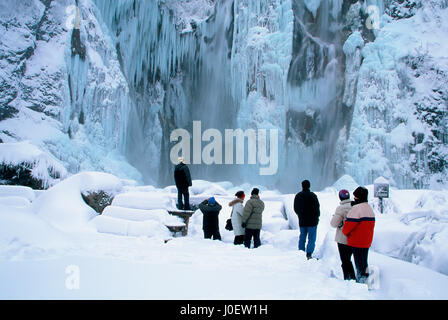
[0,185,36,202]
[0,204,70,260]
[332,175,360,193]
[370,189,448,275]
[0,141,68,189]
[0,196,31,209]
[112,192,173,210]
[33,172,123,231]
[262,201,290,234]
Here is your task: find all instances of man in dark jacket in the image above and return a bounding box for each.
[294,180,320,259]
[199,197,222,240]
[174,157,192,210]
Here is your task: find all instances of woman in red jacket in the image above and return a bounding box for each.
[342,187,375,283]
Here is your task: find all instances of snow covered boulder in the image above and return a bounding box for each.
[0,141,67,189]
[33,172,123,231]
[81,190,114,214]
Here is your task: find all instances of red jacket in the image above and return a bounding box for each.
[342,202,375,248]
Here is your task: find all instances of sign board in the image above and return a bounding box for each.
[374,183,389,198]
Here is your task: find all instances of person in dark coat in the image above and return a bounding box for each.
[174,157,192,210]
[294,180,320,259]
[199,197,222,240]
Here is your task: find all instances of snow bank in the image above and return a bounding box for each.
[33,172,123,231]
[0,141,68,188]
[0,196,31,209]
[92,215,172,238]
[0,204,70,260]
[0,185,36,202]
[262,201,290,234]
[368,189,448,275]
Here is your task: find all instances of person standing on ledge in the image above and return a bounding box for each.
[174,157,192,211]
[294,180,320,260]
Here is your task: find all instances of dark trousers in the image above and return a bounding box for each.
[337,243,356,281]
[204,228,221,240]
[234,235,244,245]
[244,228,261,249]
[177,187,190,210]
[352,247,369,283]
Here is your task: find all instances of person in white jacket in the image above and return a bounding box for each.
[229,191,245,245]
[330,189,356,280]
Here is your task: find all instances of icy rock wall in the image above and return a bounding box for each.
[344,0,448,189]
[0,0,141,182]
[2,0,447,191]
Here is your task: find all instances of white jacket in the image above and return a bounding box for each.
[230,200,245,236]
[330,199,352,244]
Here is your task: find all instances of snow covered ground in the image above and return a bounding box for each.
[0,172,447,300]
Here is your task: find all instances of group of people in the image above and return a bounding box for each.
[199,188,265,249]
[174,158,376,283]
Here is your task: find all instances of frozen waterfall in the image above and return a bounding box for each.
[89,0,391,191]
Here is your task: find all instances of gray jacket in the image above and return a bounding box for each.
[241,195,265,230]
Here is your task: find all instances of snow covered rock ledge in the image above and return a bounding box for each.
[0,141,68,189]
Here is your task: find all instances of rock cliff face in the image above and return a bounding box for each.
[0,0,447,190]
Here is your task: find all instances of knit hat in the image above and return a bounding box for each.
[339,189,350,201]
[353,187,368,202]
[208,197,216,205]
